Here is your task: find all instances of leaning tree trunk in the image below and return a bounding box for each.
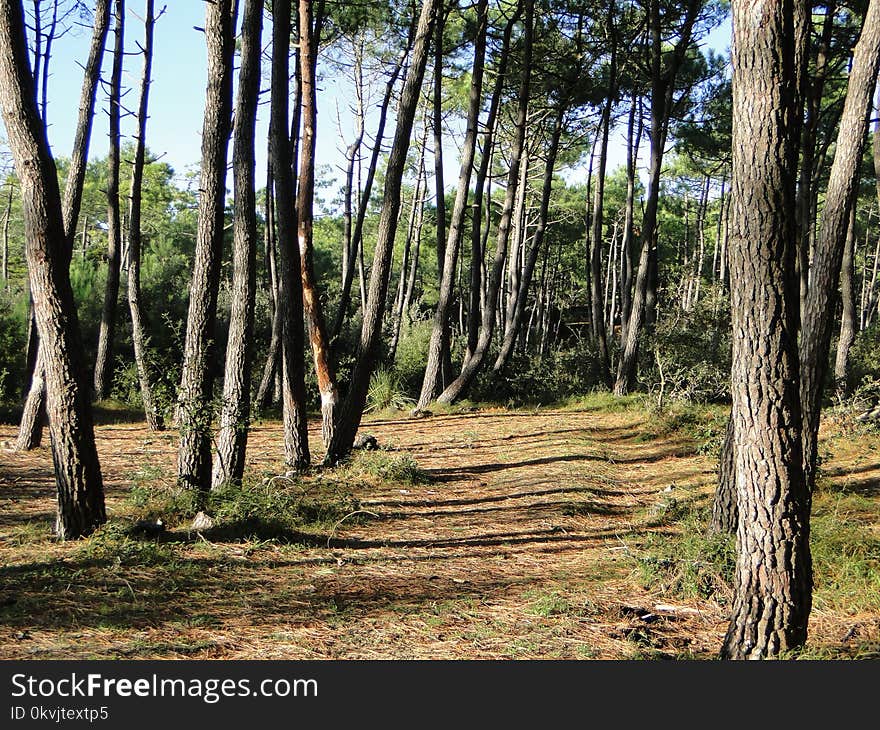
[16,0,110,450]
[0,0,106,538]
[126,0,163,432]
[417,0,488,409]
[799,0,880,492]
[436,0,533,405]
[93,0,124,401]
[176,0,237,492]
[834,202,858,399]
[271,0,310,468]
[721,0,812,660]
[614,0,699,396]
[211,0,263,488]
[326,0,438,462]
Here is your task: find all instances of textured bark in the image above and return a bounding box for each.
[93,0,124,401]
[255,162,280,412]
[212,0,262,488]
[834,203,857,399]
[721,0,811,659]
[417,0,488,409]
[17,0,110,449]
[800,0,880,492]
[296,0,339,449]
[271,0,310,468]
[614,0,699,395]
[711,413,736,535]
[176,0,237,491]
[326,0,437,461]
[126,0,163,432]
[0,0,105,538]
[436,0,532,405]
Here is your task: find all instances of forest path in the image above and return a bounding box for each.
[3,404,873,659]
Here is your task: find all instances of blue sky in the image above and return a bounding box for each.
[8,2,733,201]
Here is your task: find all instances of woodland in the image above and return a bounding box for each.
[1,0,880,661]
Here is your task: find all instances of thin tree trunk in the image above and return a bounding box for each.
[255,163,280,411]
[0,0,106,538]
[493,107,563,375]
[437,0,533,403]
[126,0,163,432]
[834,202,858,399]
[297,0,339,449]
[212,0,262,488]
[614,0,699,395]
[17,0,110,449]
[417,0,488,409]
[272,0,310,468]
[800,0,880,493]
[93,0,124,401]
[619,93,642,345]
[326,0,438,461]
[176,0,237,491]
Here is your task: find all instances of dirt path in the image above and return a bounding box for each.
[0,405,863,659]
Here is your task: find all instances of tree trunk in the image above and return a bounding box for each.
[93,0,124,401]
[614,0,699,395]
[296,0,339,449]
[417,0,488,409]
[16,0,110,449]
[326,0,438,461]
[212,0,262,488]
[721,0,811,659]
[834,202,858,399]
[710,412,736,535]
[436,0,533,404]
[176,0,237,492]
[271,0,310,468]
[0,0,106,538]
[126,0,163,432]
[619,93,642,345]
[493,107,563,375]
[799,0,880,493]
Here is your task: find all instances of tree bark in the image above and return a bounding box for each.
[176,0,237,492]
[271,0,310,468]
[800,0,880,492]
[417,0,488,409]
[93,0,124,401]
[436,0,533,404]
[17,0,110,449]
[326,0,438,461]
[834,202,858,399]
[126,0,163,432]
[721,0,811,659]
[0,0,106,538]
[212,0,262,488]
[614,0,699,395]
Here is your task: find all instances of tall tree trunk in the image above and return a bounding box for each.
[271,0,310,468]
[176,0,237,492]
[0,0,106,538]
[614,0,700,395]
[326,0,438,461]
[93,0,124,401]
[834,202,858,399]
[417,0,488,409]
[126,0,163,432]
[493,107,563,375]
[722,0,811,660]
[17,0,110,450]
[297,0,339,449]
[799,0,880,493]
[436,0,533,404]
[212,0,262,488]
[619,93,642,345]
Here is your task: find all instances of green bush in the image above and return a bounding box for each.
[0,289,27,402]
[366,366,415,413]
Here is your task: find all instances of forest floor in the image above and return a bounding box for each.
[1,396,879,660]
